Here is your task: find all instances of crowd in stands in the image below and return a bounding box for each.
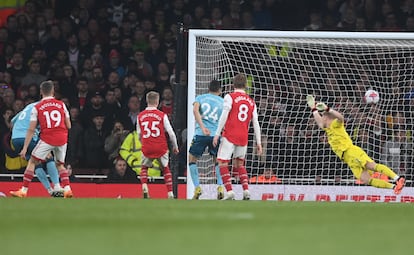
[1,0,414,182]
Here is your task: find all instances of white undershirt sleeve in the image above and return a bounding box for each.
[252,105,261,145]
[215,94,232,137]
[164,115,178,149]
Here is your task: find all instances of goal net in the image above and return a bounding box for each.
[187,30,414,202]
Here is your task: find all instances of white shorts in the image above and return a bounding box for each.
[32,139,67,164]
[142,151,169,168]
[217,137,247,162]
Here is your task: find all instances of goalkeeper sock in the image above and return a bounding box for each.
[140,166,148,184]
[35,166,51,191]
[374,164,398,180]
[163,166,173,192]
[236,167,249,191]
[215,164,223,186]
[46,160,60,187]
[189,162,200,187]
[219,166,232,191]
[368,178,394,189]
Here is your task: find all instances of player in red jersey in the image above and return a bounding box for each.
[10,80,73,198]
[137,91,179,199]
[213,73,262,200]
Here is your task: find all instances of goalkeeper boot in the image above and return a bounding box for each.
[221,190,235,200]
[394,177,406,195]
[217,186,224,200]
[242,190,251,200]
[10,189,27,198]
[142,185,150,199]
[63,190,73,198]
[192,186,202,200]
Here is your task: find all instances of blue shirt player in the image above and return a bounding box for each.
[11,102,63,197]
[189,80,224,199]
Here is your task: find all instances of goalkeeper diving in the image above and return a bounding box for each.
[306,95,405,194]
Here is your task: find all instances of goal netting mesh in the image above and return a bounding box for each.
[187,30,414,201]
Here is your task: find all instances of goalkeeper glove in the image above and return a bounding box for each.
[306,95,315,108]
[316,102,330,112]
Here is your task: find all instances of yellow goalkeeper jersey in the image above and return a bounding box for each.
[323,118,353,158]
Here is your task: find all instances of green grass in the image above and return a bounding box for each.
[0,199,413,255]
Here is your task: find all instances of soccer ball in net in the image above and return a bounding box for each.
[364,89,380,104]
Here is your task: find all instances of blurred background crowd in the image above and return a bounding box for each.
[0,0,413,182]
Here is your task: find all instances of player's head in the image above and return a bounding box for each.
[146,91,160,107]
[233,73,247,89]
[39,80,54,97]
[209,79,221,93]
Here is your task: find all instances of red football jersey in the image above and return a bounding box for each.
[34,97,69,146]
[222,91,255,146]
[137,108,168,158]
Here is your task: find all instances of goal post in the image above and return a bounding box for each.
[187,29,414,202]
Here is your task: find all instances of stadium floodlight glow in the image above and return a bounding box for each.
[187,29,414,201]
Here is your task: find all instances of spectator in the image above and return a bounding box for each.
[119,130,162,177]
[159,86,174,120]
[121,94,140,131]
[59,64,77,100]
[381,127,413,176]
[82,112,110,170]
[44,24,67,59]
[133,48,153,79]
[107,158,137,183]
[7,51,27,89]
[66,106,83,168]
[249,165,282,184]
[21,60,47,87]
[70,77,90,111]
[104,121,129,164]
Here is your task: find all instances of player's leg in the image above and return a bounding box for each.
[10,140,48,197]
[209,137,224,200]
[54,144,73,198]
[34,165,53,195]
[140,156,152,198]
[233,145,250,200]
[188,136,204,199]
[217,137,235,200]
[160,154,174,199]
[45,157,64,197]
[365,162,405,194]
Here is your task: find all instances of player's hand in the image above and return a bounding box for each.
[19,148,27,159]
[173,147,179,154]
[256,144,263,155]
[212,135,219,147]
[306,95,315,109]
[316,102,328,111]
[201,126,210,136]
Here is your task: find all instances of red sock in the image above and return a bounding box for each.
[59,169,70,187]
[23,171,34,188]
[141,166,148,184]
[237,167,249,190]
[220,166,232,191]
[163,166,173,192]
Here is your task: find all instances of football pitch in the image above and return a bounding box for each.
[1,199,412,255]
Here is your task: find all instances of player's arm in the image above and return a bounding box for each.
[63,104,71,129]
[20,119,37,158]
[213,94,231,146]
[252,105,262,155]
[136,119,142,142]
[326,107,344,124]
[163,115,179,154]
[193,101,209,135]
[307,95,325,129]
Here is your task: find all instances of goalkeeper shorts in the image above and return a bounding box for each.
[342,145,374,179]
